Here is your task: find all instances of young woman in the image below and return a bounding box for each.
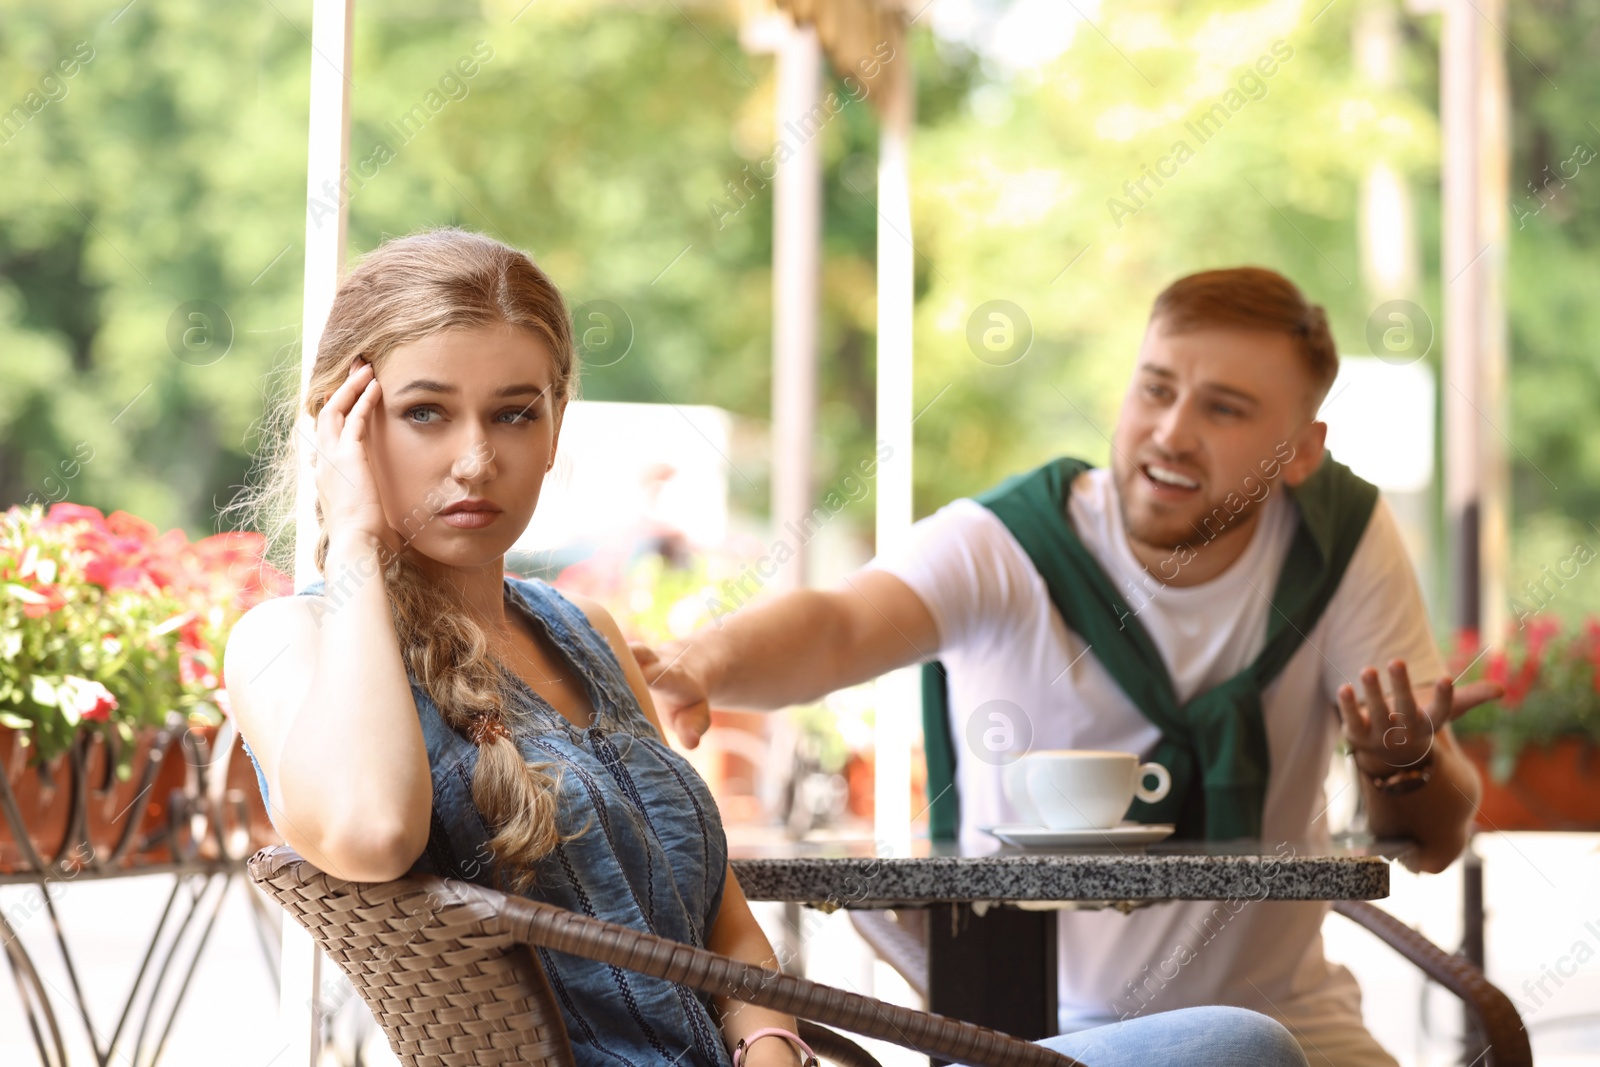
[224,228,1308,1067]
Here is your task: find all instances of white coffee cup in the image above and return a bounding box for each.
[1001,750,1172,830]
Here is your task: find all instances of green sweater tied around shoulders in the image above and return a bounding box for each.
[921,454,1377,841]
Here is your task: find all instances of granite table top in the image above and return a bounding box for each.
[728,836,1406,909]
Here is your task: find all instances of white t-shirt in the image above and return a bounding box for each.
[865,467,1442,1036]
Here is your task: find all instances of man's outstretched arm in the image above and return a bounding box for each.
[630,568,940,748]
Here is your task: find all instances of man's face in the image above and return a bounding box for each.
[1110,320,1324,552]
[367,322,563,568]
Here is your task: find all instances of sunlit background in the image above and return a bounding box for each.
[3,0,1599,1064]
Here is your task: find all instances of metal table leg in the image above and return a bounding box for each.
[1461,836,1487,1066]
[926,903,1057,1065]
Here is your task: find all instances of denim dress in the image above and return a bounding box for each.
[241,574,734,1067]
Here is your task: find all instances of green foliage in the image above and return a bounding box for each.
[1451,616,1600,780]
[0,0,1596,626]
[1,501,289,766]
[908,2,1436,506]
[1500,1,1600,584]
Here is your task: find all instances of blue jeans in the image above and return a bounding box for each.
[1024,1006,1308,1067]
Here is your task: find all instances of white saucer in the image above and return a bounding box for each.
[981,822,1176,848]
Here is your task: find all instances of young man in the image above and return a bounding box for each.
[632,267,1497,1067]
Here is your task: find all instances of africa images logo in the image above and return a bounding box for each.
[1106,40,1294,228]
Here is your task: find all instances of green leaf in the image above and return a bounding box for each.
[0,711,33,730]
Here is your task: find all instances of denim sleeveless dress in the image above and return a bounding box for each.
[240,574,734,1067]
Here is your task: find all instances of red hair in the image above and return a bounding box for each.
[1150,267,1338,405]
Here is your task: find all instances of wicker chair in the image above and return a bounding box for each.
[248,846,1084,1067]
[851,904,1532,1067]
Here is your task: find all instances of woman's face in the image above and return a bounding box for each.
[365,322,564,569]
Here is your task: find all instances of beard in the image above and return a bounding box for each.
[1113,462,1269,553]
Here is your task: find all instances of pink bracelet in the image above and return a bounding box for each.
[732,1027,818,1067]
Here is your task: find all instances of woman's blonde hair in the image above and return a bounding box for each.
[231,227,580,894]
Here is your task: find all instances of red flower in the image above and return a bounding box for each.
[80,688,117,722]
[60,676,119,723]
[22,582,69,618]
[1525,615,1562,659]
[1483,650,1528,708]
[178,617,205,652]
[105,510,159,544]
[84,553,157,593]
[194,531,263,566]
[44,503,109,531]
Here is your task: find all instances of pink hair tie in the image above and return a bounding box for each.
[732,1027,818,1067]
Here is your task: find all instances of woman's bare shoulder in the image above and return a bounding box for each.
[230,594,323,649]
[223,595,324,728]
[558,588,609,629]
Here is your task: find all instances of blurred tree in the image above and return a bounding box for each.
[1,0,1594,624]
[1497,0,1600,625]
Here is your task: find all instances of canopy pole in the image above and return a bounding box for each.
[771,20,823,593]
[286,0,355,1062]
[1440,0,1509,641]
[873,19,914,857]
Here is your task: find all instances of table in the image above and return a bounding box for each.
[730,835,1404,1055]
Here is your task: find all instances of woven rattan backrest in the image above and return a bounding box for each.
[249,847,575,1067]
[252,846,1082,1067]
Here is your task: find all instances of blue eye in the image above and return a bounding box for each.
[403,406,537,425]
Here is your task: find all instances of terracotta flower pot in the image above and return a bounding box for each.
[1460,736,1600,831]
[78,722,192,867]
[0,720,279,874]
[0,722,186,872]
[0,725,73,871]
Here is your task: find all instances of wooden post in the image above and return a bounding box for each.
[873,17,914,857]
[771,20,823,593]
[286,0,356,1061]
[1439,4,1508,1062]
[1440,0,1509,642]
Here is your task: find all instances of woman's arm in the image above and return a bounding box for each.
[706,868,807,1067]
[223,532,432,881]
[572,595,805,1066]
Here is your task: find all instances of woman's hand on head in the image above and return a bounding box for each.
[315,359,396,554]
